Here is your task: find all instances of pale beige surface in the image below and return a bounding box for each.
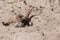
[0,0,60,40]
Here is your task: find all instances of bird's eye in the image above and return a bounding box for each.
[19,16,23,18]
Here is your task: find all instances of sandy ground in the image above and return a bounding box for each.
[0,0,60,40]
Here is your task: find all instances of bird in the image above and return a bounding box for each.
[15,7,36,27]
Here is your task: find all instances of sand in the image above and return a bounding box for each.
[0,0,60,40]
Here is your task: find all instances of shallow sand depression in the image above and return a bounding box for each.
[0,0,60,40]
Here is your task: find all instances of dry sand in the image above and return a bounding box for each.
[0,0,60,40]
